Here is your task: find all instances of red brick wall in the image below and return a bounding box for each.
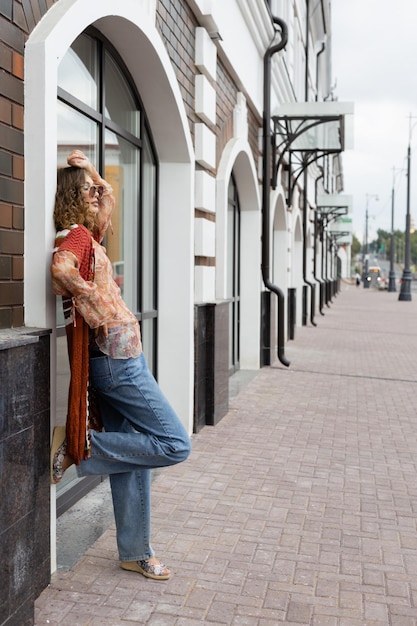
[0,0,57,328]
[217,59,262,176]
[216,59,237,168]
[247,104,262,180]
[156,0,262,175]
[156,0,199,142]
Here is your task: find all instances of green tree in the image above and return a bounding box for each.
[373,229,390,256]
[351,233,361,258]
[371,229,406,264]
[410,230,417,268]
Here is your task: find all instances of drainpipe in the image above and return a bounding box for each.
[304,0,310,99]
[321,221,327,304]
[315,41,326,101]
[324,226,331,305]
[313,39,325,310]
[302,0,317,327]
[314,211,325,315]
[313,170,325,315]
[302,169,317,326]
[262,16,289,367]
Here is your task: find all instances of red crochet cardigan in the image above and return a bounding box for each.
[55,225,102,464]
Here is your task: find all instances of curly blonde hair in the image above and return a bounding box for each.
[54,166,95,232]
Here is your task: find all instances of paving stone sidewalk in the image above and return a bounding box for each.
[35,284,417,625]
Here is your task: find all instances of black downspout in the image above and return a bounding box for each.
[321,218,328,308]
[302,169,317,326]
[313,171,325,315]
[262,16,289,367]
[301,0,317,327]
[304,0,310,100]
[315,42,325,101]
[315,212,325,315]
[324,228,332,305]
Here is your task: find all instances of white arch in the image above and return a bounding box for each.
[216,137,261,369]
[24,1,195,565]
[292,213,303,327]
[270,189,288,344]
[271,187,288,289]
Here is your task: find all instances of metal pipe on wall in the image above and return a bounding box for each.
[262,16,289,367]
[301,0,317,326]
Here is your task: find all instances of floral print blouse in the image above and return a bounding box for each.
[51,182,142,360]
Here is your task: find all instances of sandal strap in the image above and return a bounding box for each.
[52,441,66,483]
[138,559,169,577]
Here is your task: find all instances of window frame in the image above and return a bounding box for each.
[55,28,159,513]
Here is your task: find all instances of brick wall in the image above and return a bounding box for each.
[217,59,262,175]
[156,0,262,175]
[247,103,262,181]
[156,0,199,142]
[216,59,237,167]
[0,0,56,330]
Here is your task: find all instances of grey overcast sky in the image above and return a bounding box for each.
[331,0,417,243]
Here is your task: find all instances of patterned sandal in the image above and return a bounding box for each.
[50,426,67,484]
[121,558,171,580]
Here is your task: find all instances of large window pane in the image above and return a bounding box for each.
[104,129,139,312]
[104,50,140,138]
[58,34,99,110]
[57,100,98,166]
[54,29,158,514]
[142,133,156,311]
[56,101,98,329]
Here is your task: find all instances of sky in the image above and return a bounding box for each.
[331,0,417,244]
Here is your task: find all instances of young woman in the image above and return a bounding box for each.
[50,150,191,580]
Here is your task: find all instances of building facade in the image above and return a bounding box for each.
[0,1,353,623]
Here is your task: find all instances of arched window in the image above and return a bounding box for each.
[55,30,158,511]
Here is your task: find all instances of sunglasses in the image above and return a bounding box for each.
[80,183,104,199]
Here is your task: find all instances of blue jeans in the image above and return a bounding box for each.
[76,352,191,561]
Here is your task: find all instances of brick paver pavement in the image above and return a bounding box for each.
[35,284,417,625]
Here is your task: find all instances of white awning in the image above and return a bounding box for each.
[317,193,353,212]
[272,101,354,151]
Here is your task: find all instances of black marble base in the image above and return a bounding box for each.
[194,302,229,431]
[0,328,51,626]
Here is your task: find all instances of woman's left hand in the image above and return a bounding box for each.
[67,150,94,174]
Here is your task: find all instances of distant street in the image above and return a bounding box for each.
[366,256,417,293]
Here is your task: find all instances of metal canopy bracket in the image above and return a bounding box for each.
[318,207,348,221]
[316,193,352,223]
[271,102,354,205]
[317,194,353,246]
[328,230,351,240]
